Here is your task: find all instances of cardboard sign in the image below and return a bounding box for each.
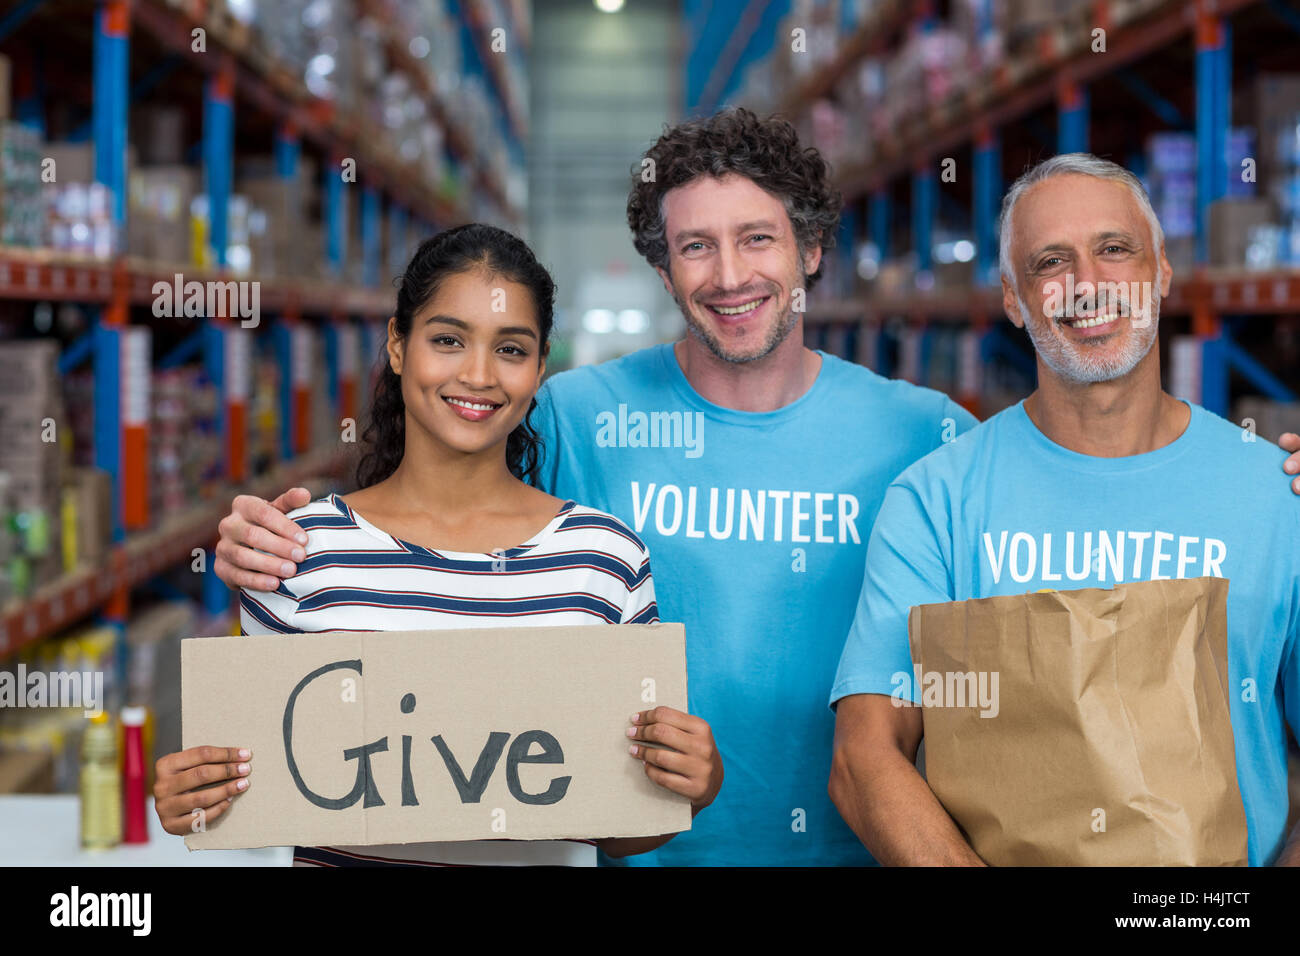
[181,623,690,850]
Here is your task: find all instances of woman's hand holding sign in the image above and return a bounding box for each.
[597,706,722,859]
[627,706,723,813]
[153,746,253,836]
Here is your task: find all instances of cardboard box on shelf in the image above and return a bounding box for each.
[0,750,56,795]
[1254,73,1300,192]
[130,165,200,215]
[1209,198,1278,267]
[148,219,193,266]
[240,177,301,224]
[3,458,62,508]
[1163,235,1196,276]
[131,106,186,166]
[0,403,61,458]
[128,164,200,263]
[932,259,974,291]
[0,340,59,400]
[4,460,63,512]
[0,343,68,583]
[44,142,95,185]
[61,468,112,569]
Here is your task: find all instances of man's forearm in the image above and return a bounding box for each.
[831,743,984,866]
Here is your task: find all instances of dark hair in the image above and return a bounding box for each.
[627,107,841,291]
[356,223,556,488]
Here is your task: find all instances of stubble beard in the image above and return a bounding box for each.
[671,264,806,366]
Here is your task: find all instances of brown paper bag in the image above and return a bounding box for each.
[907,577,1247,866]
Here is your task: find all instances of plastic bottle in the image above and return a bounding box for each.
[121,706,149,844]
[79,711,121,850]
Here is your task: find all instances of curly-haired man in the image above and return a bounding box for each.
[525,108,979,866]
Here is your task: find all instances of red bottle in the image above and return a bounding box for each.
[121,706,149,844]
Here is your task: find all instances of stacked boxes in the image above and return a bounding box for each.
[1224,127,1256,198]
[1254,74,1300,264]
[1209,197,1277,268]
[127,165,199,264]
[151,367,220,522]
[0,342,66,600]
[240,177,303,277]
[59,468,113,572]
[1000,0,1087,56]
[238,154,319,277]
[249,352,282,475]
[1142,132,1196,273]
[44,141,117,260]
[130,163,288,273]
[130,106,186,166]
[0,120,44,247]
[250,0,358,109]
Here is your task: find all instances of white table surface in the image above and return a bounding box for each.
[0,795,291,866]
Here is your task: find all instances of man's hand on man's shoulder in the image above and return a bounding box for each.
[1281,433,1300,496]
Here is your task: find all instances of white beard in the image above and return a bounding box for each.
[1018,274,1162,385]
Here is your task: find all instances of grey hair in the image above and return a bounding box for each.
[997,153,1164,292]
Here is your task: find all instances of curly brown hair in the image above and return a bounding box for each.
[627,107,842,291]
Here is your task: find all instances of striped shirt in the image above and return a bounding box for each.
[239,493,659,866]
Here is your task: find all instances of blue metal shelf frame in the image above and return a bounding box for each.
[325,159,346,277]
[93,1,129,232]
[1057,80,1090,155]
[912,166,936,281]
[361,186,381,288]
[870,188,891,260]
[973,128,1001,287]
[1195,16,1231,265]
[202,66,234,268]
[389,202,409,277]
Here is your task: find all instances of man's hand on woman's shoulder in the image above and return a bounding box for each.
[214,487,313,591]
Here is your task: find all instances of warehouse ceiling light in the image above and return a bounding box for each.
[617,309,648,334]
[594,0,625,12]
[583,309,616,333]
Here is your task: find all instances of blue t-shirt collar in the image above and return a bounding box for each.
[658,342,837,427]
[1008,396,1202,475]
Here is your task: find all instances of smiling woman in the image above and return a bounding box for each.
[151,223,725,866]
[355,224,557,490]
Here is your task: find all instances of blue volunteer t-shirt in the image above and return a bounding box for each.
[830,398,1300,866]
[531,343,977,865]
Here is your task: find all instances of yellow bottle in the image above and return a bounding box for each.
[79,711,122,850]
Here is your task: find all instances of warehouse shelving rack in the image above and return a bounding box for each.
[776,0,1300,417]
[0,0,528,659]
